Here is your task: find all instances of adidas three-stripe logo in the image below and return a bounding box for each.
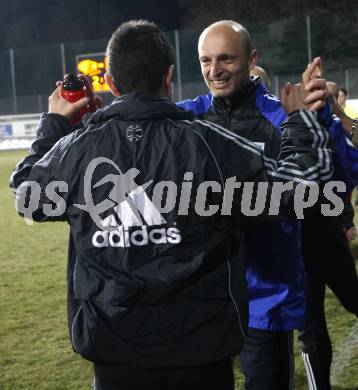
[101,186,166,228]
[92,186,181,248]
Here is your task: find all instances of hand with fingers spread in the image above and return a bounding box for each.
[280,57,329,113]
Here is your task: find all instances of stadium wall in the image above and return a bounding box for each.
[0,113,40,150]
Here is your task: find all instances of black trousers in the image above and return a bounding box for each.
[93,357,234,390]
[239,328,294,390]
[299,215,358,390]
[299,273,332,390]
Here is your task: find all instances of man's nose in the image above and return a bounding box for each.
[209,61,222,78]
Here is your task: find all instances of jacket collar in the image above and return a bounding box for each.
[85,92,194,125]
[212,77,258,111]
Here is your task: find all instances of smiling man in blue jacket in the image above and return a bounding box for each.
[176,20,357,390]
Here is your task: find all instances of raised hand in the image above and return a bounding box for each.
[280,57,329,113]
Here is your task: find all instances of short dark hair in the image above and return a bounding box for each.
[106,20,175,94]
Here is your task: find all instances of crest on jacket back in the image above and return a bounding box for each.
[126,124,143,142]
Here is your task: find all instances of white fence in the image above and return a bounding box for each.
[0,113,40,150]
[2,99,358,152]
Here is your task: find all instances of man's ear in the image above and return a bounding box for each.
[164,65,175,96]
[105,73,121,96]
[249,49,258,71]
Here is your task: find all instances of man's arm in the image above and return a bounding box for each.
[325,116,358,191]
[190,106,332,221]
[223,59,333,218]
[329,94,358,147]
[332,97,354,133]
[209,109,332,220]
[10,86,90,222]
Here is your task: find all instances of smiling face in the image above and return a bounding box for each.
[198,24,257,104]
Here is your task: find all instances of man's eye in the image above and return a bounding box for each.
[200,59,211,65]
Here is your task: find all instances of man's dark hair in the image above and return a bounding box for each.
[106,20,175,94]
[339,87,348,96]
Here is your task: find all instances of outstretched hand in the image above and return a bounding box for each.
[280,57,329,113]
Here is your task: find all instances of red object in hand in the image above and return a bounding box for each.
[61,73,96,126]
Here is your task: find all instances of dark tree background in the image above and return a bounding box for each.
[178,0,358,74]
[1,0,358,112]
[0,0,182,49]
[1,0,357,72]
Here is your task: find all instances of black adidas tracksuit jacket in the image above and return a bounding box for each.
[10,93,331,368]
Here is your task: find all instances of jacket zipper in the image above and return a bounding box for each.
[223,105,246,342]
[225,106,232,129]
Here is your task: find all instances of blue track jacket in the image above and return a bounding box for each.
[177,81,358,330]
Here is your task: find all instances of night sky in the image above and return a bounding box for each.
[0,0,182,49]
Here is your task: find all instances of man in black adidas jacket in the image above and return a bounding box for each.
[10,20,332,390]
